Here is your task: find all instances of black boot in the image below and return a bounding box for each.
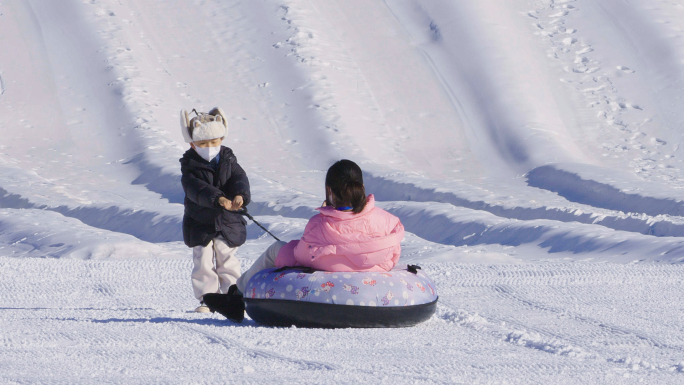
[203,285,245,323]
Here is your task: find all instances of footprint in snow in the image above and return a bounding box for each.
[617,66,635,73]
[565,66,591,74]
[609,102,626,111]
[574,56,588,64]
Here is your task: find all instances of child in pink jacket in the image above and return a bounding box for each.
[204,159,405,322]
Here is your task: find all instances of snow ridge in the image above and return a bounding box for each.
[526,165,684,217]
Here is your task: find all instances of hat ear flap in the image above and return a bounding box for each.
[180,110,193,143]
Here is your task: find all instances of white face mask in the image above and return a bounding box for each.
[194,145,221,162]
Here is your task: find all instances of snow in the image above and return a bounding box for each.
[4,258,684,383]
[1,0,684,383]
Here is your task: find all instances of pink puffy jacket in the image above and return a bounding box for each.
[275,195,404,272]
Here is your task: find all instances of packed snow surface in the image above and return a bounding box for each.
[1,0,684,383]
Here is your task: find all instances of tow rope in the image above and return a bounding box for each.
[236,207,281,242]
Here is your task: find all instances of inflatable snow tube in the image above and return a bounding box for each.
[243,265,438,328]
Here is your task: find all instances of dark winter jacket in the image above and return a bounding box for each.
[180,146,251,248]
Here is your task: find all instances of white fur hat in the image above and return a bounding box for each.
[180,107,228,143]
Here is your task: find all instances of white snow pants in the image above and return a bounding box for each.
[192,236,241,301]
[236,241,285,293]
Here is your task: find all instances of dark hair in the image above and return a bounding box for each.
[325,159,367,213]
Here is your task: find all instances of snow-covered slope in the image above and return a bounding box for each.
[1,0,684,383]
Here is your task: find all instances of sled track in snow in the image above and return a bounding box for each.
[488,284,684,351]
[179,325,341,372]
[430,263,684,374]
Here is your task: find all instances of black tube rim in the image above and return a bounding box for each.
[244,297,438,328]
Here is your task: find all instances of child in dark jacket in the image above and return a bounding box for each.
[179,107,250,313]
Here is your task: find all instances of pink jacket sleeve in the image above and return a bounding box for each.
[292,215,324,265]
